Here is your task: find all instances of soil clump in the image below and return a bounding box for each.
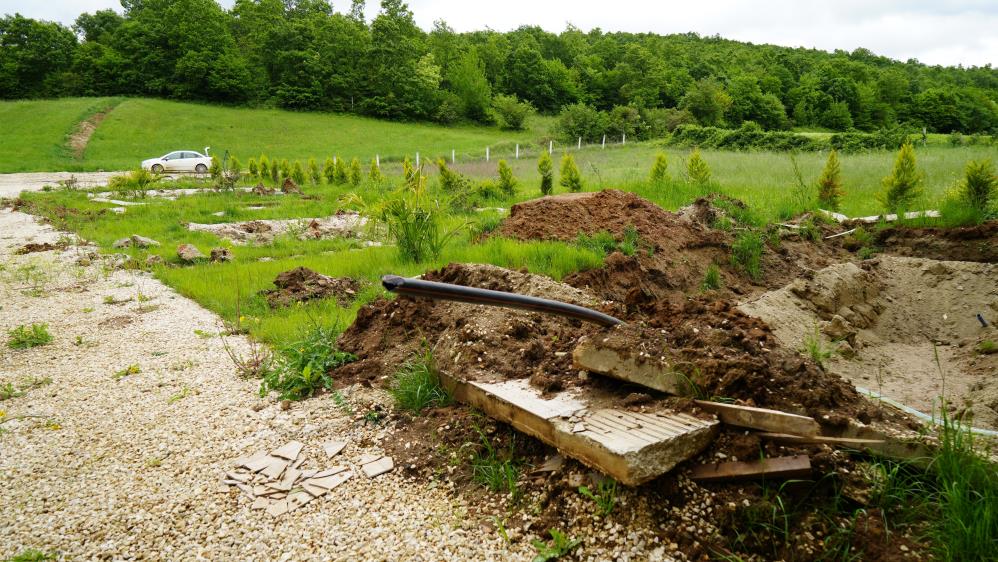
[262,266,363,308]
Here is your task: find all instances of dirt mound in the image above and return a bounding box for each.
[873,221,998,263]
[281,178,302,194]
[262,267,362,308]
[740,256,998,428]
[15,242,64,254]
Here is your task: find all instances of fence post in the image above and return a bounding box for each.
[376,154,379,168]
[333,155,337,165]
[622,133,626,145]
[549,140,553,154]
[602,135,606,149]
[486,146,490,162]
[451,149,455,164]
[515,144,519,159]
[416,152,420,168]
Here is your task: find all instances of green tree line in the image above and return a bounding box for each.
[2,0,997,134]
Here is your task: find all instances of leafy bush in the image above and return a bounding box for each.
[491,94,533,130]
[559,153,582,192]
[291,160,306,186]
[259,324,356,401]
[538,151,554,195]
[108,168,156,196]
[880,142,923,212]
[369,159,384,183]
[817,149,844,210]
[333,157,349,185]
[686,148,711,186]
[390,351,452,413]
[556,102,608,142]
[730,231,764,280]
[258,155,269,181]
[437,159,472,192]
[349,157,362,186]
[247,157,259,178]
[7,323,52,349]
[497,159,517,197]
[961,159,996,213]
[669,123,822,152]
[307,157,321,185]
[650,151,668,183]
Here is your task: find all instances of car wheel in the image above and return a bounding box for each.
[151,164,164,174]
[195,163,208,174]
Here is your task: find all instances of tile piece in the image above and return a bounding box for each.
[266,499,290,517]
[310,470,352,491]
[322,440,347,459]
[243,455,272,473]
[312,466,348,479]
[356,453,380,465]
[361,456,394,478]
[250,497,270,510]
[271,441,305,461]
[260,456,290,480]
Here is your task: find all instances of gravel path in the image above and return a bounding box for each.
[0,172,122,198]
[0,210,528,561]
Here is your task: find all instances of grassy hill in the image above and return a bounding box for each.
[0,97,545,173]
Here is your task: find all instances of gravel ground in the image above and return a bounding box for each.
[0,172,122,197]
[0,209,531,561]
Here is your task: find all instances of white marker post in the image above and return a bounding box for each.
[376,154,380,168]
[549,140,553,154]
[602,135,606,149]
[416,152,420,168]
[578,137,582,149]
[622,133,626,145]
[451,149,455,164]
[515,144,519,159]
[486,146,490,162]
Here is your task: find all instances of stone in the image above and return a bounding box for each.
[361,456,394,478]
[112,237,132,249]
[822,314,856,343]
[836,340,856,359]
[308,470,352,491]
[131,235,160,248]
[266,499,290,517]
[210,247,233,263]
[250,497,270,510]
[177,243,205,262]
[271,441,304,461]
[312,466,348,479]
[145,255,164,267]
[322,440,347,459]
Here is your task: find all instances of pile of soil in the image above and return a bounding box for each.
[15,241,64,254]
[498,190,847,308]
[261,267,362,308]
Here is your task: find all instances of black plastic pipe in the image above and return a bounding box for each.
[381,274,623,327]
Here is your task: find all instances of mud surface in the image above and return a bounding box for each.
[262,267,362,308]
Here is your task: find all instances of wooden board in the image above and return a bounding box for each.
[439,375,719,486]
[694,400,821,436]
[690,455,812,483]
[757,433,885,447]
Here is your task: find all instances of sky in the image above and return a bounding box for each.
[3,0,996,68]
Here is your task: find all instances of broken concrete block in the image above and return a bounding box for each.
[573,333,691,395]
[251,497,270,510]
[322,440,347,459]
[690,455,812,483]
[260,456,290,480]
[225,471,251,483]
[361,457,394,478]
[356,453,381,466]
[694,400,821,436]
[302,483,328,498]
[270,441,304,461]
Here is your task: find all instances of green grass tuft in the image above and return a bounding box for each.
[730,231,764,281]
[7,323,53,349]
[390,351,453,413]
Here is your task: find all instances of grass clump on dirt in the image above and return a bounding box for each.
[575,225,640,257]
[390,351,453,413]
[471,424,523,498]
[700,263,723,291]
[7,323,53,349]
[976,340,997,355]
[259,324,356,400]
[579,478,618,517]
[730,231,764,281]
[802,326,833,367]
[4,550,57,562]
[531,529,581,562]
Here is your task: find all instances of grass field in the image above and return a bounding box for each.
[0,97,545,173]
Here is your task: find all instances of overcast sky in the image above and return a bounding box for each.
[4,0,996,68]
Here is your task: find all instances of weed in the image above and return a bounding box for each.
[798,219,821,241]
[168,385,191,404]
[363,409,383,424]
[7,323,53,349]
[113,364,141,380]
[975,340,997,355]
[857,246,878,260]
[701,263,723,291]
[1,382,23,401]
[803,325,833,367]
[193,329,215,338]
[390,351,453,413]
[331,390,353,414]
[5,550,56,562]
[579,477,618,517]
[730,231,764,281]
[471,425,522,497]
[82,307,94,313]
[259,324,356,401]
[531,528,581,562]
[576,225,641,257]
[712,216,733,231]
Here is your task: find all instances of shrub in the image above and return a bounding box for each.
[880,142,923,212]
[556,102,608,143]
[307,157,321,185]
[491,94,533,130]
[291,161,306,186]
[323,157,336,184]
[333,157,349,185]
[349,158,363,186]
[559,154,583,192]
[7,323,52,349]
[269,158,280,184]
[538,151,554,195]
[368,159,384,183]
[817,149,845,211]
[949,131,964,147]
[229,155,242,176]
[497,160,516,197]
[209,155,222,180]
[375,169,460,263]
[258,155,269,181]
[650,152,669,183]
[961,159,996,213]
[686,148,711,186]
[278,159,291,180]
[247,157,259,178]
[730,231,764,280]
[390,351,452,413]
[437,159,471,192]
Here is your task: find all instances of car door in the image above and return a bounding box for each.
[179,152,200,172]
[162,151,184,172]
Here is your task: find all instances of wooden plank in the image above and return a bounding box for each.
[757,433,885,446]
[694,400,821,436]
[438,375,719,486]
[690,455,812,483]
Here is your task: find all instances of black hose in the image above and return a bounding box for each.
[381,275,623,327]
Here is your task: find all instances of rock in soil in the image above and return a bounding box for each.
[262,266,361,308]
[177,243,205,262]
[210,247,233,262]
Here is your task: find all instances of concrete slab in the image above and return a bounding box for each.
[573,335,690,395]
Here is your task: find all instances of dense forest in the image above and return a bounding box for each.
[2,0,997,135]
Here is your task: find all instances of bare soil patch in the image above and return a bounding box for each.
[67,102,118,159]
[187,213,368,244]
[262,267,363,308]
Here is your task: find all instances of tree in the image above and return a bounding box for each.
[209,155,222,180]
[447,49,491,122]
[880,142,923,212]
[650,152,668,183]
[497,160,516,196]
[279,159,291,180]
[270,159,280,184]
[333,157,349,184]
[349,158,363,186]
[679,79,732,127]
[491,94,534,130]
[559,154,582,192]
[0,14,78,98]
[363,0,440,119]
[308,158,321,185]
[247,157,259,178]
[369,158,384,183]
[323,157,336,184]
[538,152,554,195]
[686,149,711,186]
[960,159,996,213]
[817,150,844,210]
[291,160,307,186]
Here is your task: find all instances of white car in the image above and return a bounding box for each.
[141,150,212,174]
